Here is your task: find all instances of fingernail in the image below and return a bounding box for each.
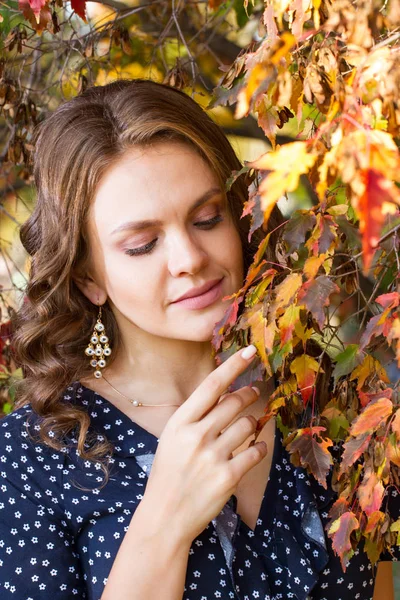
[251,386,260,396]
[241,345,257,360]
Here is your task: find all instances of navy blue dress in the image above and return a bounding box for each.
[0,381,398,599]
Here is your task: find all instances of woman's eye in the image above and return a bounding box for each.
[124,214,224,257]
[124,239,157,256]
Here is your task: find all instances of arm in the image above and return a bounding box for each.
[101,495,193,600]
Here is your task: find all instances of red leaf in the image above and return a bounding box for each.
[356,169,400,273]
[71,0,87,22]
[376,292,400,310]
[212,296,242,351]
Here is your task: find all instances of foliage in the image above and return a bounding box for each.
[1,0,400,571]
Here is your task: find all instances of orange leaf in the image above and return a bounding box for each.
[392,409,400,438]
[338,432,372,478]
[358,467,385,516]
[349,397,393,436]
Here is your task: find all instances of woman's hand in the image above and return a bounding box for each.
[142,345,268,543]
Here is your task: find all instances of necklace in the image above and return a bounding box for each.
[101,373,182,408]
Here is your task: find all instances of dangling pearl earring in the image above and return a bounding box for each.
[84,302,112,378]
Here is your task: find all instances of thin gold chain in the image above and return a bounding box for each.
[101,373,182,408]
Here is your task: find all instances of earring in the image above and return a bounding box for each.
[84,303,112,378]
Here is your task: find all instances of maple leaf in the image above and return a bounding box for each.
[349,397,393,437]
[285,426,333,487]
[354,169,400,274]
[71,0,87,22]
[392,409,400,438]
[282,210,316,254]
[297,275,340,329]
[349,355,389,393]
[269,272,303,322]
[212,296,243,351]
[338,432,372,478]
[19,0,47,23]
[332,344,361,385]
[278,305,301,346]
[248,142,318,225]
[328,511,359,571]
[290,354,322,405]
[358,465,385,516]
[387,316,400,368]
[245,303,276,377]
[305,214,337,256]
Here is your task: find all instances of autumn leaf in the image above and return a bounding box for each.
[212,296,243,351]
[338,432,372,478]
[358,466,385,516]
[354,169,400,274]
[305,214,337,256]
[349,355,389,391]
[290,354,322,405]
[282,210,316,254]
[349,397,393,437]
[332,344,361,385]
[19,0,47,23]
[285,426,333,487]
[387,317,400,368]
[278,305,301,346]
[248,142,318,225]
[328,511,359,570]
[297,275,340,328]
[270,272,303,320]
[71,0,87,22]
[392,409,400,438]
[246,304,276,376]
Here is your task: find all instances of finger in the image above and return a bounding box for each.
[214,414,258,457]
[228,441,268,480]
[178,345,258,423]
[201,385,260,437]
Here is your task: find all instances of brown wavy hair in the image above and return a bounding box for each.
[11,78,284,478]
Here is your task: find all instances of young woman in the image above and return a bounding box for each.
[0,79,397,600]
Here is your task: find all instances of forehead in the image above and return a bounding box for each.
[87,141,222,236]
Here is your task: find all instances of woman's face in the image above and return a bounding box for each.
[80,141,244,343]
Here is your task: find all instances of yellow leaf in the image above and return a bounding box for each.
[249,142,318,224]
[350,355,389,389]
[304,253,329,279]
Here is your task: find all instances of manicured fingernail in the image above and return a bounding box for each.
[251,386,260,396]
[241,345,257,360]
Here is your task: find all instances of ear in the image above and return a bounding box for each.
[72,270,107,306]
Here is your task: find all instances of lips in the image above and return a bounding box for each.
[172,278,223,303]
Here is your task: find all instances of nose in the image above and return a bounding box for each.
[167,229,209,277]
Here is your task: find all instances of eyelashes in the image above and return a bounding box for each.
[124,214,224,257]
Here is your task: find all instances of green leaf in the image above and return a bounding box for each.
[332,344,361,384]
[2,402,12,415]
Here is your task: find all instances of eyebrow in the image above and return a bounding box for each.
[110,187,223,236]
